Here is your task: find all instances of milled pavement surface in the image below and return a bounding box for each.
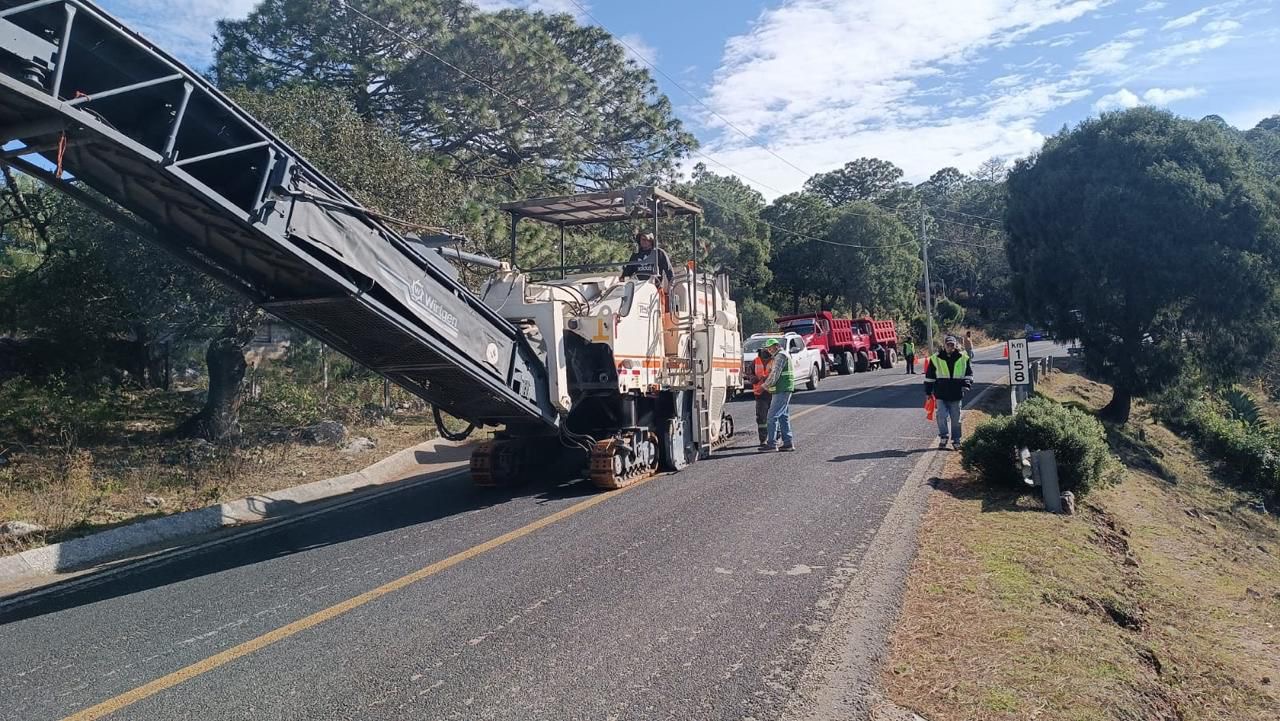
[0,343,1059,721]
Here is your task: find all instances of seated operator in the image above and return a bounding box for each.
[621,231,674,286]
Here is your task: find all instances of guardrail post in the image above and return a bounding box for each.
[1033,450,1062,512]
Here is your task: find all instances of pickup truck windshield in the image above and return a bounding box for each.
[743,337,776,353]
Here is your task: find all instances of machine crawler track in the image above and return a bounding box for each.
[470,441,498,487]
[589,433,659,490]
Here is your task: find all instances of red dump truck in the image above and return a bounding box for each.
[775,311,899,374]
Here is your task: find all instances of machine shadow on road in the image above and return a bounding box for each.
[828,447,935,462]
[0,471,601,625]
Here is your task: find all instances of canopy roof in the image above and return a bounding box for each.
[500,187,702,227]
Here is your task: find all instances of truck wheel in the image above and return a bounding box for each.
[856,350,869,373]
[806,364,818,390]
[880,348,894,369]
[837,351,854,375]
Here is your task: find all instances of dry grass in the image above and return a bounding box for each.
[960,326,1003,350]
[882,368,1280,721]
[0,387,440,554]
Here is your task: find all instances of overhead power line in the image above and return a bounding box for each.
[561,0,1012,231]
[335,0,1002,252]
[562,0,814,183]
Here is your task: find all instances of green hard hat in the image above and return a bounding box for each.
[764,338,780,348]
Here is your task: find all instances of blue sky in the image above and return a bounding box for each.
[99,0,1279,198]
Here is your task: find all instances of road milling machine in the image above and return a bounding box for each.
[0,0,741,490]
[471,192,743,488]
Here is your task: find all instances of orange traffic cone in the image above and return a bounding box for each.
[1002,343,1009,358]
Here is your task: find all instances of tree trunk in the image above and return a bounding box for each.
[176,315,259,440]
[1099,386,1132,423]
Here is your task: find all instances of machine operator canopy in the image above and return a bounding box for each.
[500,187,701,227]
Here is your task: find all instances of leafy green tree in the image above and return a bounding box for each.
[1006,107,1280,422]
[825,204,920,318]
[760,191,836,313]
[1,188,229,388]
[674,165,772,301]
[918,167,1012,319]
[737,299,779,337]
[760,192,918,318]
[214,0,695,193]
[803,158,908,206]
[1244,114,1280,180]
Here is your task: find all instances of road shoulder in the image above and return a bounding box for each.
[0,438,473,599]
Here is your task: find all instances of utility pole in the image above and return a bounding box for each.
[920,204,935,352]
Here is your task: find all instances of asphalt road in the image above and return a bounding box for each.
[0,343,1059,721]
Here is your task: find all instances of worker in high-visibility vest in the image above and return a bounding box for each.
[751,348,773,446]
[761,338,797,452]
[924,335,974,450]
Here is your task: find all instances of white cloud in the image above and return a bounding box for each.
[100,1,258,67]
[101,0,591,69]
[990,73,1026,88]
[1078,36,1142,74]
[1034,30,1090,47]
[1093,88,1141,111]
[1137,1,1166,11]
[1150,32,1235,63]
[1203,19,1242,33]
[706,1,1106,136]
[698,0,1118,195]
[617,33,659,66]
[1161,7,1214,31]
[1142,86,1205,104]
[1093,86,1204,111]
[472,0,588,15]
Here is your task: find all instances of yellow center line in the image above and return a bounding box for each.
[61,373,931,720]
[59,478,655,721]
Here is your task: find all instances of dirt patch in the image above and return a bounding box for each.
[0,390,444,553]
[881,369,1280,720]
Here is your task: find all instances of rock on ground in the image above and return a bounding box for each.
[0,520,46,539]
[340,436,377,454]
[299,421,347,446]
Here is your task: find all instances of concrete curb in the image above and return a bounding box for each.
[0,437,474,585]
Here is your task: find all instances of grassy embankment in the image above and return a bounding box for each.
[883,361,1279,720]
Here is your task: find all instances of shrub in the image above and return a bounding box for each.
[1156,385,1280,504]
[962,396,1118,495]
[738,299,779,337]
[0,376,118,446]
[961,413,1022,486]
[1182,400,1280,501]
[1222,387,1268,429]
[935,298,965,331]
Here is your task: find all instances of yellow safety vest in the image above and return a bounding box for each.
[930,354,970,379]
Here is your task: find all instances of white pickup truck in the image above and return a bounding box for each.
[741,332,824,392]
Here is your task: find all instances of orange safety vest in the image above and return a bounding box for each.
[753,356,772,396]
